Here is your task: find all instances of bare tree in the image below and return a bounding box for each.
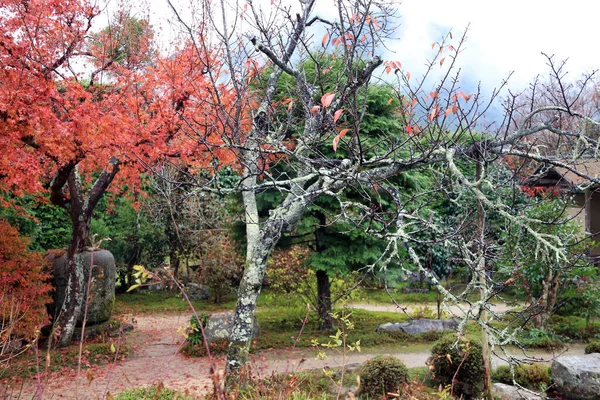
[163,0,600,393]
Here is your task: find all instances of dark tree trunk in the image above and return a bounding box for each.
[51,158,120,347]
[316,269,334,330]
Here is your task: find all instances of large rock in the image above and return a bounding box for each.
[47,250,116,326]
[186,283,210,301]
[551,354,600,399]
[204,311,259,343]
[377,318,459,335]
[492,383,542,399]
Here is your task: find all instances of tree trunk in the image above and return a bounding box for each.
[476,159,493,400]
[51,159,120,347]
[53,217,90,347]
[316,270,334,330]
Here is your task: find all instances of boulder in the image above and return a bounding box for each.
[204,311,259,343]
[48,250,116,326]
[377,318,459,335]
[186,283,210,301]
[551,354,600,399]
[492,383,542,399]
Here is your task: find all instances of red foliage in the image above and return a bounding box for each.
[520,185,561,199]
[0,220,51,342]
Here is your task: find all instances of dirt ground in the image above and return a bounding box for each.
[1,306,586,399]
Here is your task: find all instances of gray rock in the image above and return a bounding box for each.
[48,250,116,326]
[377,318,459,335]
[186,283,210,301]
[204,311,259,343]
[552,354,600,399]
[492,383,542,399]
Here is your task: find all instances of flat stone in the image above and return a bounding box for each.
[551,354,600,399]
[377,318,459,335]
[204,311,259,343]
[492,383,542,399]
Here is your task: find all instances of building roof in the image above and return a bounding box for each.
[525,159,600,189]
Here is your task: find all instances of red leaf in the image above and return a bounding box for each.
[311,105,320,115]
[406,125,414,135]
[321,92,335,108]
[431,42,436,49]
[439,57,445,67]
[385,65,392,74]
[333,109,344,123]
[322,33,329,47]
[332,128,350,152]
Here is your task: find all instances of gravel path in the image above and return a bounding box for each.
[1,304,586,399]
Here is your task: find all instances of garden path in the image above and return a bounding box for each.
[3,305,586,399]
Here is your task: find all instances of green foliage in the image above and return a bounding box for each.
[114,385,191,400]
[185,313,210,346]
[428,335,484,399]
[499,199,592,315]
[0,195,71,251]
[90,194,169,287]
[519,328,567,350]
[359,355,408,399]
[585,340,600,354]
[492,364,552,392]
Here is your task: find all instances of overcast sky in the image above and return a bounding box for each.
[146,0,599,96]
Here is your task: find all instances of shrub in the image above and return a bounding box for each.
[1,220,51,354]
[492,364,552,391]
[359,355,408,399]
[585,340,600,354]
[186,313,210,346]
[520,328,567,350]
[428,335,484,399]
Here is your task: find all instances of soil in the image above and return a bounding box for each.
[0,304,586,399]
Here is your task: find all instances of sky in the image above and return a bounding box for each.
[144,0,600,96]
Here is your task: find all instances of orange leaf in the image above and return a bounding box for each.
[385,65,392,74]
[287,100,295,111]
[321,92,335,108]
[387,98,393,105]
[333,109,344,123]
[311,105,320,115]
[332,128,350,152]
[361,35,367,43]
[439,57,445,67]
[322,32,329,47]
[445,107,452,117]
[431,42,436,49]
[406,71,411,80]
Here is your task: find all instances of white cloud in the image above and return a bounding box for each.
[146,0,599,93]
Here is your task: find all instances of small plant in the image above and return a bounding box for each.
[585,340,600,354]
[492,364,552,391]
[185,313,210,346]
[359,355,408,399]
[428,335,484,399]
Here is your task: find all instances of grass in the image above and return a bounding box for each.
[114,290,237,315]
[114,385,193,399]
